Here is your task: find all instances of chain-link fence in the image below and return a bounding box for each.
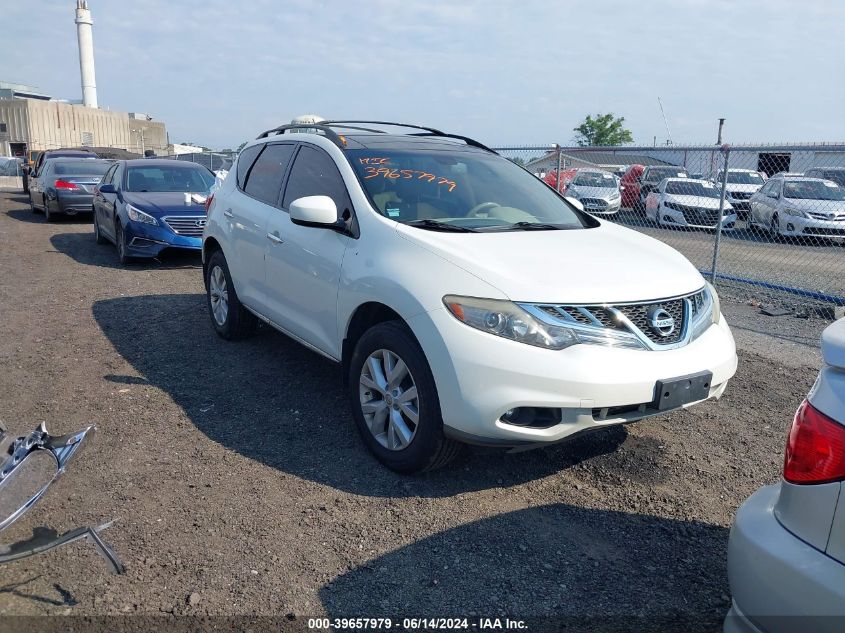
[496,143,845,318]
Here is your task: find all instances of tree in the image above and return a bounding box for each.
[508,156,526,166]
[236,141,248,153]
[572,113,633,147]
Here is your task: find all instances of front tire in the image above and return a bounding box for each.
[115,222,132,265]
[93,210,107,244]
[770,214,782,242]
[43,199,53,222]
[205,249,257,340]
[348,321,461,473]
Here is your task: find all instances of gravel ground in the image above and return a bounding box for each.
[0,191,832,631]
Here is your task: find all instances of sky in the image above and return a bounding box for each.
[2,0,843,150]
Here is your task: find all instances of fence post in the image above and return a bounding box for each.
[709,146,731,286]
[556,147,563,193]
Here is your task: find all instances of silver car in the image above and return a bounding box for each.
[562,169,621,214]
[725,318,845,633]
[749,177,845,240]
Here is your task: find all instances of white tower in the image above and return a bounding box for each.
[74,0,97,108]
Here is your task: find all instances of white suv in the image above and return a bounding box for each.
[202,121,737,473]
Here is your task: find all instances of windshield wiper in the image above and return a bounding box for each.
[484,222,568,231]
[405,219,478,233]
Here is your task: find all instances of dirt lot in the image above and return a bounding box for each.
[0,191,829,631]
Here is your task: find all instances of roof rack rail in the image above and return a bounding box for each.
[324,121,495,153]
[256,123,345,143]
[256,120,497,154]
[322,120,446,135]
[407,132,496,154]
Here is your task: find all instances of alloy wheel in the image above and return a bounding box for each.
[208,265,229,327]
[359,349,419,451]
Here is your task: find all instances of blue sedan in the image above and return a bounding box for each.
[92,159,217,264]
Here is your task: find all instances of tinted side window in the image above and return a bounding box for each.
[243,144,295,206]
[236,145,263,190]
[282,146,349,211]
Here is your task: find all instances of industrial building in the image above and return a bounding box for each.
[0,1,167,159]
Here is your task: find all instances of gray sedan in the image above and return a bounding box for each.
[563,169,622,214]
[725,318,845,633]
[29,158,113,222]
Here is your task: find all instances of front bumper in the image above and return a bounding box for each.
[122,220,202,258]
[660,206,737,230]
[778,215,845,238]
[725,485,845,633]
[726,198,752,212]
[408,308,737,446]
[582,199,621,214]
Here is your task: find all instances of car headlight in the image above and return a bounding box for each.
[783,207,806,218]
[444,296,579,350]
[707,281,721,325]
[126,203,158,225]
[610,190,620,199]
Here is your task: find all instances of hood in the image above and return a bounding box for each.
[783,197,845,215]
[664,193,733,210]
[569,186,620,200]
[122,191,207,216]
[395,221,704,304]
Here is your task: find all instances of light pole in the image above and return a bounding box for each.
[130,128,145,155]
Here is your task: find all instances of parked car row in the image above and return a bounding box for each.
[26,151,218,262]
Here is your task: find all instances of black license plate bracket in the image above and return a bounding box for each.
[654,371,713,411]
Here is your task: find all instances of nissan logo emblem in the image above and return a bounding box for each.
[648,307,675,337]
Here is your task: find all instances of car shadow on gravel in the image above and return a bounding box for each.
[93,294,630,498]
[320,503,729,632]
[51,232,201,269]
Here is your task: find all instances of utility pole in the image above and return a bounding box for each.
[716,118,725,144]
[131,129,145,155]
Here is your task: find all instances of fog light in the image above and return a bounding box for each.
[500,407,562,428]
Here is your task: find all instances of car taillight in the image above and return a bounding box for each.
[204,193,214,214]
[784,400,845,484]
[54,180,79,190]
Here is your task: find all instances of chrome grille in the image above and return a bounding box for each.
[163,215,207,237]
[807,211,845,221]
[616,299,686,344]
[525,289,708,350]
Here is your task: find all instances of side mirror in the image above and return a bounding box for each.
[290,195,342,229]
[564,196,585,212]
[98,183,117,194]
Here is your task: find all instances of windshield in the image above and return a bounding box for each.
[645,168,686,182]
[723,171,764,185]
[349,149,591,231]
[54,161,111,176]
[125,165,215,193]
[783,181,845,201]
[572,172,616,188]
[665,181,721,198]
[822,171,845,186]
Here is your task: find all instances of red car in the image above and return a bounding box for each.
[619,164,645,208]
[543,168,577,194]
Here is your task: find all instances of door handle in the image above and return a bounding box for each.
[266,232,283,244]
[223,208,234,218]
